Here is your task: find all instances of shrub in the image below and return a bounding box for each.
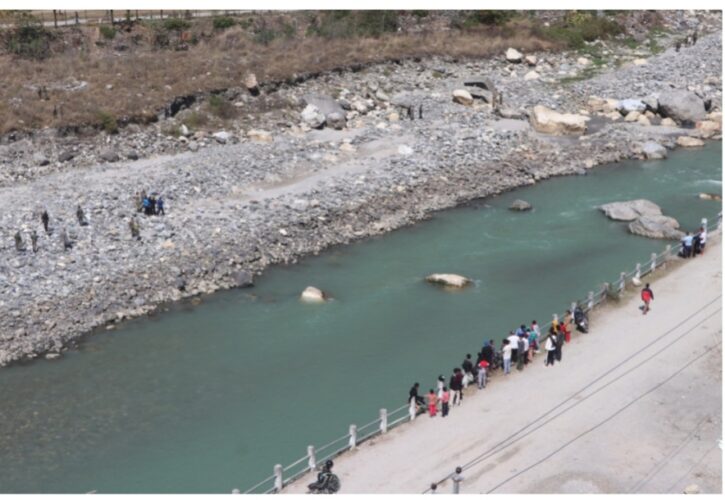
[97,110,118,134]
[543,11,623,49]
[181,110,208,129]
[207,95,237,119]
[213,16,235,30]
[99,25,117,40]
[307,11,399,39]
[411,10,429,18]
[163,17,190,32]
[3,12,54,60]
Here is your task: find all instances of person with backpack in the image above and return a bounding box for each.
[641,284,654,315]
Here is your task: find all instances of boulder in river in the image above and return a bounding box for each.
[628,215,683,240]
[425,274,472,288]
[676,136,705,148]
[658,90,706,124]
[599,199,662,221]
[300,286,328,303]
[509,199,532,211]
[232,271,254,288]
[530,105,589,135]
[641,142,668,160]
[698,193,722,201]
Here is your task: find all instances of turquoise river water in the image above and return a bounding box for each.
[0,143,721,493]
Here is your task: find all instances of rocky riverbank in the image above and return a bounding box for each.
[0,22,722,366]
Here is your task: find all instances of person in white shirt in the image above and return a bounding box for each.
[699,226,707,254]
[681,232,694,258]
[506,332,520,364]
[544,330,557,367]
[502,339,513,375]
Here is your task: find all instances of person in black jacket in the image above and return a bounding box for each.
[408,382,425,406]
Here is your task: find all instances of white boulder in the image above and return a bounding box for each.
[452,89,474,106]
[425,274,472,288]
[676,136,705,148]
[300,286,328,303]
[530,105,589,135]
[599,199,663,221]
[505,48,523,63]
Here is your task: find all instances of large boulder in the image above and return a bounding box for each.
[302,94,346,125]
[99,149,120,163]
[509,199,532,211]
[300,286,328,303]
[232,270,254,288]
[247,129,273,143]
[530,105,589,135]
[326,112,346,130]
[658,90,707,124]
[213,131,232,144]
[676,136,705,148]
[641,142,668,160]
[599,199,662,221]
[617,99,647,115]
[505,48,523,63]
[301,104,326,129]
[452,89,474,106]
[628,215,683,240]
[426,274,472,288]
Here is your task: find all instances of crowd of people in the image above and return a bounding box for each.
[137,190,165,216]
[679,226,707,258]
[408,313,583,418]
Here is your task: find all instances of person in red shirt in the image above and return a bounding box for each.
[640,284,654,314]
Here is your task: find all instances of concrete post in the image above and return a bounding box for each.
[273,464,283,492]
[349,424,357,450]
[307,445,316,471]
[618,272,626,292]
[409,399,417,421]
[702,218,708,233]
[665,244,672,258]
[570,302,577,316]
[452,466,464,494]
[650,253,657,273]
[380,408,388,434]
[587,291,594,310]
[635,263,641,281]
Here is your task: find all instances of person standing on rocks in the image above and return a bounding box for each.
[41,210,50,234]
[640,283,654,315]
[129,217,141,240]
[76,205,88,226]
[60,227,72,250]
[14,231,26,252]
[156,195,165,216]
[30,230,38,253]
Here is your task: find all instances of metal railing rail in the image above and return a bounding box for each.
[240,213,720,494]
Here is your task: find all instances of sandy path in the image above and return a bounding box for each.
[285,235,722,494]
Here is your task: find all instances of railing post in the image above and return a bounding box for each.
[570,302,577,316]
[409,398,417,421]
[349,424,357,449]
[307,445,316,471]
[618,272,626,293]
[634,263,641,281]
[702,218,708,233]
[552,313,558,324]
[587,291,594,310]
[380,408,388,434]
[273,464,283,492]
[650,253,657,273]
[665,244,672,258]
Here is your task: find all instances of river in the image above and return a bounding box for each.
[0,143,720,493]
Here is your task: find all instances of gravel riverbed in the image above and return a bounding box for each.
[0,21,721,366]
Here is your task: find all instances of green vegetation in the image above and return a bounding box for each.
[543,11,623,49]
[181,110,209,129]
[452,10,517,30]
[163,17,191,32]
[97,110,118,134]
[2,12,54,59]
[411,10,429,18]
[252,19,295,45]
[207,95,237,119]
[306,11,399,38]
[212,16,235,30]
[99,25,117,40]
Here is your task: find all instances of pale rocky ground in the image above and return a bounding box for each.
[0,19,722,365]
[284,235,722,494]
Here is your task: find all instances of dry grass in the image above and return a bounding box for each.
[0,19,558,136]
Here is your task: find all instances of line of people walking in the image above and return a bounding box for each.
[408,312,584,418]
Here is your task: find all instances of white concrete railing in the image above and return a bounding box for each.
[241,212,721,494]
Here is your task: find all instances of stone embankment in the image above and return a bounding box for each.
[0,24,722,365]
